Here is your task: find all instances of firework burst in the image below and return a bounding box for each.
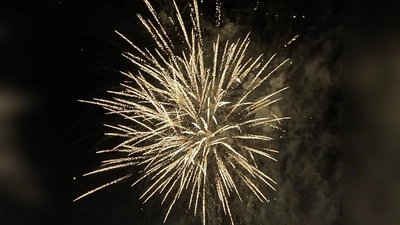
[75,0,291,224]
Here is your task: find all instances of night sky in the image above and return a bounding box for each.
[1,0,341,224]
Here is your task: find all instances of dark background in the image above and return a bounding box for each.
[1,0,341,224]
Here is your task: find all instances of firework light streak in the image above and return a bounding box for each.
[75,0,291,224]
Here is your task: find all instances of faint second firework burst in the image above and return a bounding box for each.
[75,0,293,224]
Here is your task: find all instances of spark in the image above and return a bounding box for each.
[284,34,299,48]
[215,0,222,27]
[76,0,290,224]
[254,1,259,11]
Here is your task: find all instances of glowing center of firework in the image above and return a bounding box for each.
[205,130,213,143]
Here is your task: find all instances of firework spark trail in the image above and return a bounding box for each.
[75,0,291,224]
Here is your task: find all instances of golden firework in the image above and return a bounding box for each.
[75,0,291,224]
